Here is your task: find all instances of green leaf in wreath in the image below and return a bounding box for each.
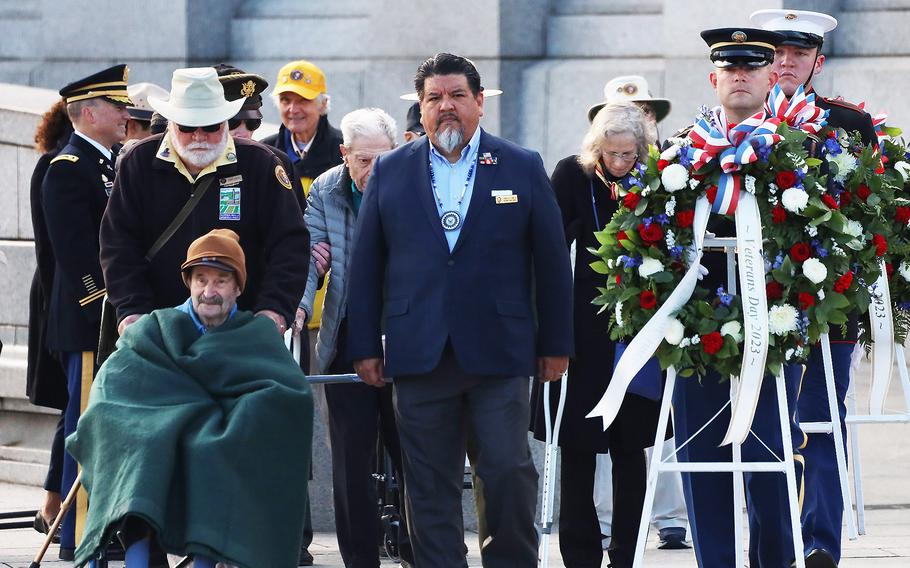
[590,260,610,274]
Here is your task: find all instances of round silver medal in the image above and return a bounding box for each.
[441,210,462,231]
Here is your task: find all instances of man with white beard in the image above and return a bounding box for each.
[100,67,309,342]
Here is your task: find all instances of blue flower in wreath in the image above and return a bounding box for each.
[716,286,734,306]
[757,145,773,162]
[824,137,842,156]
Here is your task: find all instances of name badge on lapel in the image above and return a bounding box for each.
[219,187,241,221]
[495,194,518,204]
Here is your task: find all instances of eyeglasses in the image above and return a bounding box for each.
[228,118,262,132]
[603,151,639,163]
[176,123,222,134]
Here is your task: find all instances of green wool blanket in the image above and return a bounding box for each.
[66,309,313,568]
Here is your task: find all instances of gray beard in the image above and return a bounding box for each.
[172,127,229,169]
[435,126,464,155]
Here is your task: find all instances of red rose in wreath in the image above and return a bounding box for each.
[856,185,871,202]
[701,332,724,355]
[766,281,784,301]
[638,223,664,246]
[886,262,894,280]
[775,171,797,189]
[896,206,910,225]
[657,159,670,171]
[675,210,695,228]
[872,233,887,256]
[822,194,839,210]
[789,242,812,263]
[623,192,641,209]
[639,290,657,309]
[839,190,852,207]
[772,205,787,224]
[798,292,816,310]
[833,271,854,294]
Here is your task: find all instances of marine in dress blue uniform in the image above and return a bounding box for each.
[751,10,879,567]
[671,28,808,568]
[41,63,132,558]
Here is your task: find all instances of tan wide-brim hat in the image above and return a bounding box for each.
[587,75,672,123]
[149,67,244,127]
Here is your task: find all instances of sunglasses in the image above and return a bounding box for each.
[176,123,222,133]
[228,118,262,132]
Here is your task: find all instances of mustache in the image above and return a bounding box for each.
[186,142,217,152]
[196,294,223,306]
[436,112,460,128]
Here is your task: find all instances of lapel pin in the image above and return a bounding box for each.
[479,152,498,165]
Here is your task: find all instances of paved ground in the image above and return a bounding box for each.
[3,361,910,566]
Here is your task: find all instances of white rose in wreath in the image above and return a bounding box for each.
[720,320,743,343]
[768,304,799,336]
[639,256,664,278]
[828,151,858,183]
[661,163,689,193]
[665,318,685,345]
[802,257,828,284]
[781,187,809,213]
[844,220,863,238]
[899,260,910,282]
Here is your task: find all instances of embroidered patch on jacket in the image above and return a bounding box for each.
[275,165,293,190]
[219,187,241,221]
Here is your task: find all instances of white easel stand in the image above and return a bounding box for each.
[795,333,859,540]
[632,369,805,568]
[632,239,804,567]
[843,341,910,534]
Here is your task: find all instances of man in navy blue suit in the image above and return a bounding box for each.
[347,53,573,567]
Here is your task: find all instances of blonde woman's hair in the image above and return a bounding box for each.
[578,101,656,175]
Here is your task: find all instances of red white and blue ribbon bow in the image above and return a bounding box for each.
[764,84,829,135]
[686,108,782,215]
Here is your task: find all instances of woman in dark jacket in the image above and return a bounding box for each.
[27,98,73,536]
[530,101,660,568]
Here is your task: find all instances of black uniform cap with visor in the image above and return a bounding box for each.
[700,28,785,69]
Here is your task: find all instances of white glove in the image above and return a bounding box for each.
[685,244,710,281]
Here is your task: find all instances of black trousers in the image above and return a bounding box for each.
[394,345,538,567]
[558,446,646,568]
[325,320,411,567]
[43,412,65,493]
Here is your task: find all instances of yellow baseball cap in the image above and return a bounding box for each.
[274,60,326,100]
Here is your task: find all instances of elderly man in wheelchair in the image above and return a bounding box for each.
[67,229,314,568]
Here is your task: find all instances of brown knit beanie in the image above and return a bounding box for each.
[180,229,247,291]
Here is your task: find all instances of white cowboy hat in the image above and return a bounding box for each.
[148,67,244,127]
[587,75,672,123]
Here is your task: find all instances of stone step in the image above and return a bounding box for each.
[230,15,370,59]
[0,445,49,465]
[0,457,45,486]
[547,14,663,57]
[833,10,910,56]
[552,0,661,16]
[236,0,369,18]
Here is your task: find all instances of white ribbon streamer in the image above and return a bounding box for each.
[721,192,769,445]
[587,196,711,429]
[588,193,771,445]
[868,260,895,415]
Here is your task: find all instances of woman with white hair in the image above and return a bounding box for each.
[530,101,662,568]
[296,107,414,567]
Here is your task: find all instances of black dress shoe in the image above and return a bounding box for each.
[299,548,314,566]
[33,512,60,544]
[59,547,75,561]
[805,548,838,568]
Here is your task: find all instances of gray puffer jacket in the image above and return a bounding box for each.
[300,163,358,374]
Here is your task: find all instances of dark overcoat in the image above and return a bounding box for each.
[530,156,661,453]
